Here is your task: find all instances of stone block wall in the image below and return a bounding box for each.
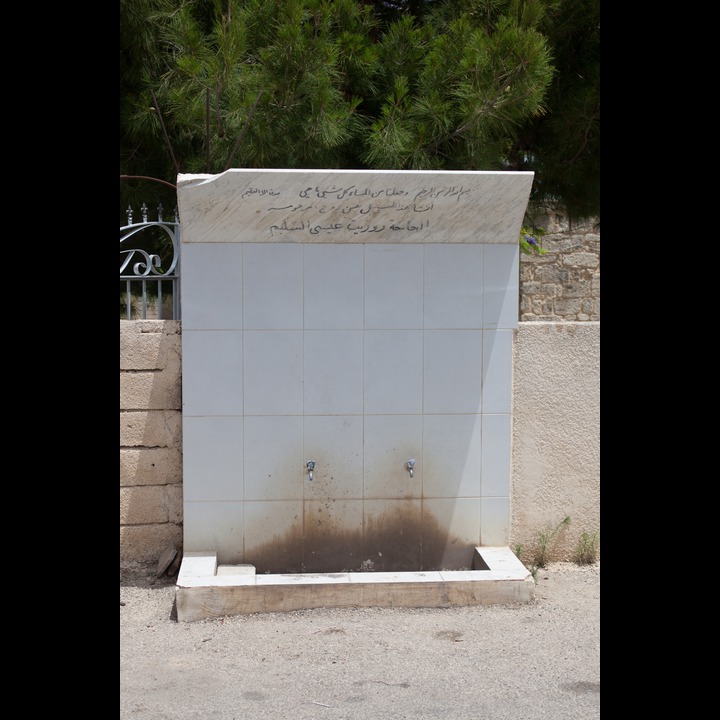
[120,320,183,566]
[520,211,600,321]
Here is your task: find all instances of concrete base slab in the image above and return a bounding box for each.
[175,547,535,622]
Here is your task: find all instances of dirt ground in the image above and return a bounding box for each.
[120,560,599,720]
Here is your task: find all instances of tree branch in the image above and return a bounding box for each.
[224,89,264,171]
[151,89,181,175]
[120,175,177,190]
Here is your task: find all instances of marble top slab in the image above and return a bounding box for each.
[177,169,533,244]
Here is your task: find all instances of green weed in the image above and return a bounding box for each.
[513,543,539,581]
[574,531,599,565]
[533,515,571,568]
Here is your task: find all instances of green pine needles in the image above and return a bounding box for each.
[122,0,554,174]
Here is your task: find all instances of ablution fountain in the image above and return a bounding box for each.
[174,168,536,621]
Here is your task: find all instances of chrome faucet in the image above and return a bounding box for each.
[307,460,315,481]
[407,458,416,478]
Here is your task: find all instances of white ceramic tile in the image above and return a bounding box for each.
[422,414,482,498]
[482,329,513,413]
[243,331,303,414]
[364,330,423,414]
[483,244,519,329]
[243,500,304,572]
[303,415,363,499]
[364,245,423,328]
[303,499,364,536]
[182,416,243,502]
[303,498,364,572]
[304,330,364,414]
[242,500,304,544]
[479,497,510,546]
[177,169,531,562]
[481,413,511,497]
[304,244,364,329]
[180,243,244,330]
[243,243,303,329]
[422,497,481,569]
[363,415,423,499]
[363,498,423,571]
[423,330,483,414]
[424,244,484,329]
[183,501,245,564]
[181,330,243,415]
[243,416,304,501]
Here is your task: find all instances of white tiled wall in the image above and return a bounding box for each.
[182,242,518,569]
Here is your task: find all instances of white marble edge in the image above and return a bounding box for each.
[176,169,534,245]
[177,168,535,186]
[176,547,532,589]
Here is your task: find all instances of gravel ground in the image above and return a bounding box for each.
[120,561,599,720]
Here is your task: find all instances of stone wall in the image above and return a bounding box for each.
[520,211,600,321]
[120,320,183,566]
[120,319,600,568]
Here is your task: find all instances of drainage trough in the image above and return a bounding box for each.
[175,546,534,622]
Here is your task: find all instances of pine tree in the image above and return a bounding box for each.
[120,0,598,222]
